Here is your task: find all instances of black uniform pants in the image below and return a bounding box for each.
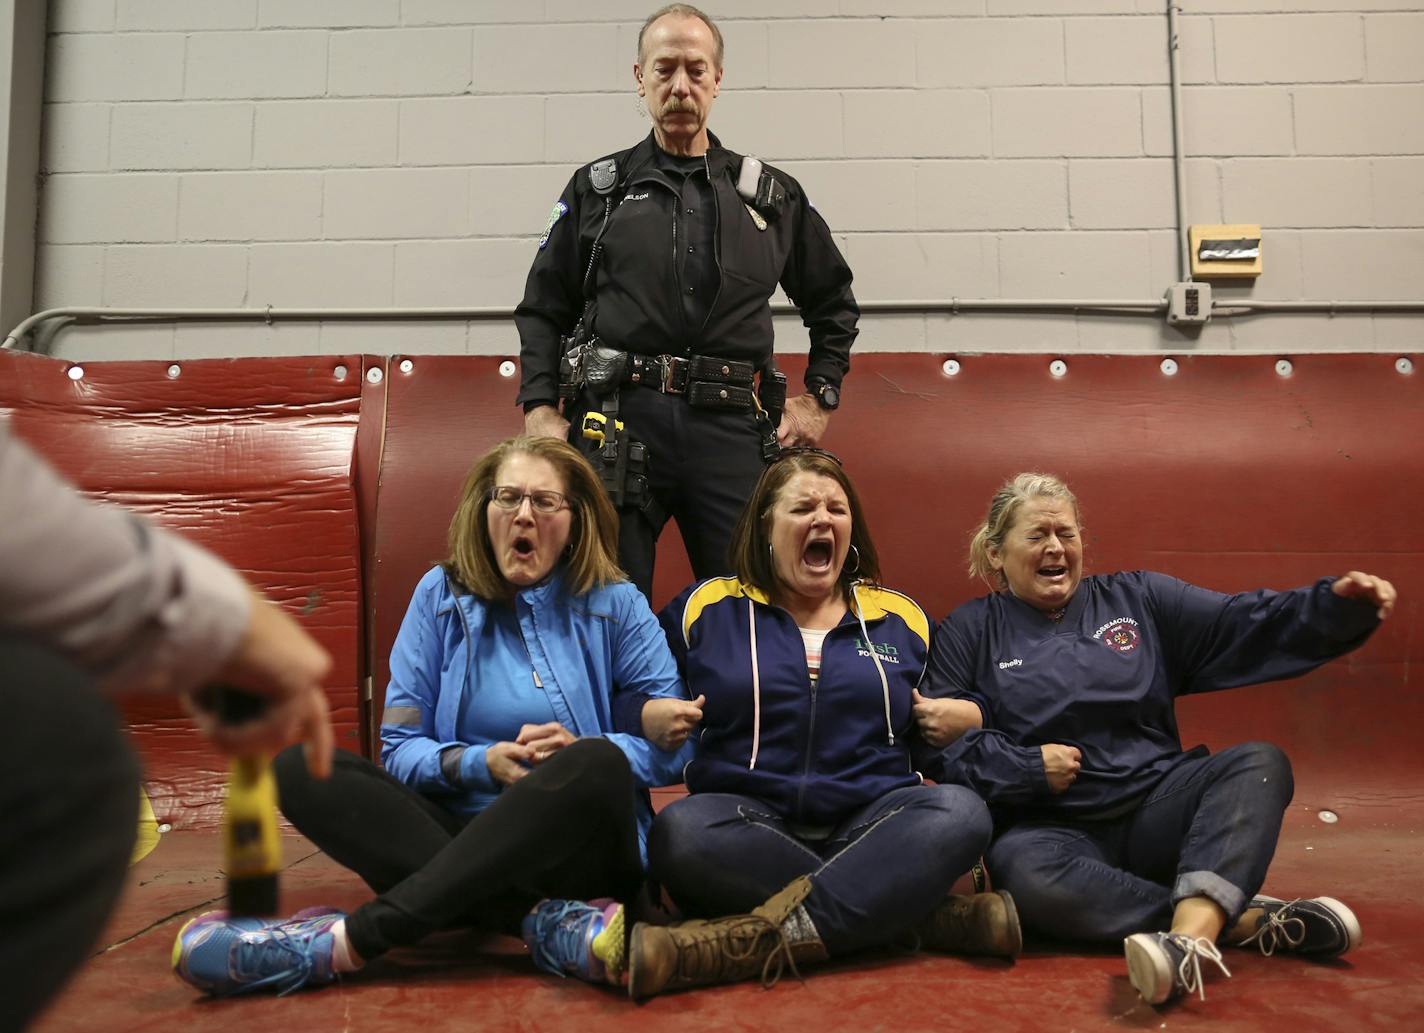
[273,737,644,961]
[576,386,767,598]
[0,639,139,1033]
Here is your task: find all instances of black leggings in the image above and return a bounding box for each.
[273,737,643,961]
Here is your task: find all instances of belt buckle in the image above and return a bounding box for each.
[661,356,684,394]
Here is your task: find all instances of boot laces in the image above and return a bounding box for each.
[674,916,803,989]
[1169,934,1232,1002]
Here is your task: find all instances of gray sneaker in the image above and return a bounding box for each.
[1124,931,1232,1004]
[1235,896,1362,958]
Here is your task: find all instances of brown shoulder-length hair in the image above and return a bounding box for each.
[444,436,623,599]
[729,451,881,599]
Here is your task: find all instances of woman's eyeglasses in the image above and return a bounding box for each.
[488,486,569,514]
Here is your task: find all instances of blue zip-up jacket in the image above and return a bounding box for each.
[380,565,695,865]
[657,576,931,826]
[917,571,1379,821]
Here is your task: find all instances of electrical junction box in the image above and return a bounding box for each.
[1166,281,1211,326]
[1190,224,1262,279]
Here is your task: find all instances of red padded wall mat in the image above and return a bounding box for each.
[0,349,367,828]
[368,351,1422,816]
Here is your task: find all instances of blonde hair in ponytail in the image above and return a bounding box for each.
[967,472,1081,589]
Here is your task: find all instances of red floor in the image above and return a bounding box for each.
[33,796,1424,1033]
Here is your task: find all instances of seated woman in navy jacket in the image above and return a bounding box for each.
[619,448,1019,1000]
[173,436,692,996]
[914,471,1395,1007]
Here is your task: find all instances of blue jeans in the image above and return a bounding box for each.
[648,783,991,955]
[986,742,1294,944]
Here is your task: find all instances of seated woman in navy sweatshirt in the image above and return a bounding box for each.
[618,448,1019,1000]
[913,471,1395,1007]
[173,436,693,996]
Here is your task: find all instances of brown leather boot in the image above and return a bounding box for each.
[918,890,1023,958]
[627,876,829,999]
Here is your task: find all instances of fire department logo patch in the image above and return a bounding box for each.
[1096,618,1141,654]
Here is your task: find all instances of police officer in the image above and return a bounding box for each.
[516,3,859,598]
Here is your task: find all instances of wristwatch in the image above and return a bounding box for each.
[809,379,840,411]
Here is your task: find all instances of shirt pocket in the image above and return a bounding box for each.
[719,204,784,290]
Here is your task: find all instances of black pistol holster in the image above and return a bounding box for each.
[576,348,657,522]
[559,158,662,526]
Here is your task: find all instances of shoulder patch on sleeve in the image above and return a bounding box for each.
[858,586,931,648]
[537,200,569,250]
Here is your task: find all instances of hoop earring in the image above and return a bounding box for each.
[844,544,861,576]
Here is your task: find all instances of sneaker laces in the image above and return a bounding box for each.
[1170,934,1232,1002]
[1242,900,1308,956]
[528,900,597,978]
[229,923,324,996]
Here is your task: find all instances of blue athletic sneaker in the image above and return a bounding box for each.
[173,909,345,996]
[1235,896,1362,958]
[179,906,342,934]
[521,898,625,984]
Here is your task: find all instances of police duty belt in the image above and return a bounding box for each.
[622,352,758,411]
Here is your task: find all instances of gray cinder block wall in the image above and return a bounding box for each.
[28,0,1424,360]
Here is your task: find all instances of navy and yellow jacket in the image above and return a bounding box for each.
[658,576,932,826]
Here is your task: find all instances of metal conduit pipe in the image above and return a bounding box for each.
[1167,1,1192,283]
[8,297,1424,353]
[1,305,516,350]
[0,300,1170,351]
[1212,300,1424,314]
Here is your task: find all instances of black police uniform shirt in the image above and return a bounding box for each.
[514,130,859,410]
[655,147,717,334]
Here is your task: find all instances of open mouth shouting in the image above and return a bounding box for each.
[486,454,573,589]
[991,498,1083,612]
[768,471,854,608]
[802,537,836,574]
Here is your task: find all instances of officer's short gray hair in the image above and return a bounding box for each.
[967,472,1082,590]
[638,4,724,70]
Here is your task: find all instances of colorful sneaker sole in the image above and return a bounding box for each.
[591,903,626,983]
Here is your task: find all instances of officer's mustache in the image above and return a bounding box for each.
[659,97,701,118]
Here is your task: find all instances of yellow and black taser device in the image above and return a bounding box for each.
[200,687,282,917]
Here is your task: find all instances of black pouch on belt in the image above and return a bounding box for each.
[686,382,755,410]
[583,344,628,395]
[687,355,755,387]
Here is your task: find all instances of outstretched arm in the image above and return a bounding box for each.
[1331,570,1395,620]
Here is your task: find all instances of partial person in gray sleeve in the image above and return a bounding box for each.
[0,421,334,1033]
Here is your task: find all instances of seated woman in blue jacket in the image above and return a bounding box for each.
[616,448,1019,999]
[913,472,1395,1007]
[173,436,693,996]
